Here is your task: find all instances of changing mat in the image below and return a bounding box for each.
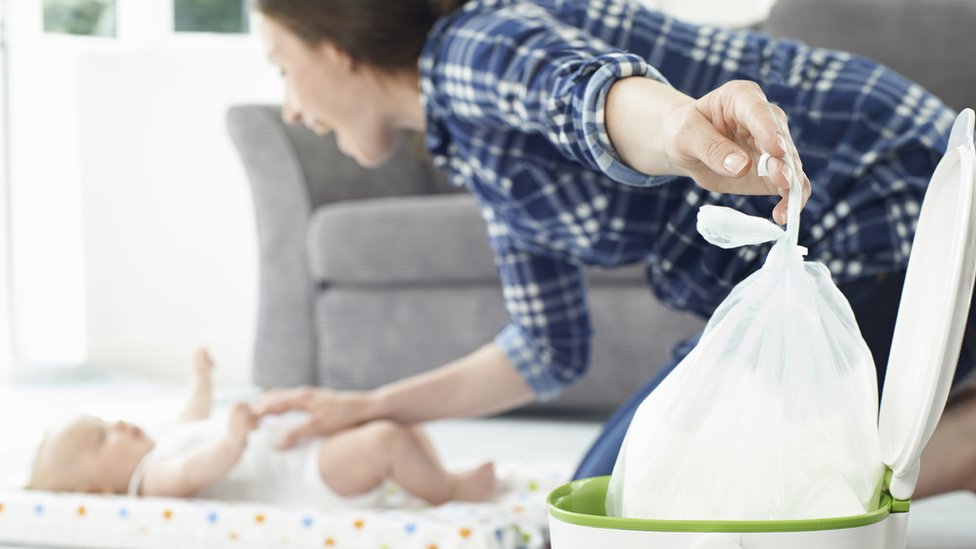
[0,460,568,549]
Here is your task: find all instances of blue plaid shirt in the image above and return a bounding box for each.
[419,0,957,400]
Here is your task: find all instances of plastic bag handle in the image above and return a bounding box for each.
[696,152,807,254]
[758,151,804,246]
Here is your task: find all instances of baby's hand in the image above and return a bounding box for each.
[193,348,215,379]
[227,403,258,445]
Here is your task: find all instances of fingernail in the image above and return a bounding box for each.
[724,152,748,175]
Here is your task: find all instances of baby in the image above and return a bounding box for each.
[27,349,495,507]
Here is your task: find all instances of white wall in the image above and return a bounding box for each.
[77,39,281,385]
[6,0,282,384]
[7,13,94,370]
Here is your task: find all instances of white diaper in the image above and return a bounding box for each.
[129,412,384,509]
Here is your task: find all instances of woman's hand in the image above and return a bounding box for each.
[252,387,376,449]
[668,80,810,225]
[606,79,811,225]
[253,343,533,449]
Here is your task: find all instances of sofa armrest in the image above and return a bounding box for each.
[226,105,319,387]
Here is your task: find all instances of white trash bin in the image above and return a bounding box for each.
[548,109,976,549]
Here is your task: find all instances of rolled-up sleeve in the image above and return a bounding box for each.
[490,233,592,401]
[422,4,675,187]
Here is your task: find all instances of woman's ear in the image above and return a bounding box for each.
[318,41,355,72]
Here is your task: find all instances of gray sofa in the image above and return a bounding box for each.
[226,0,976,415]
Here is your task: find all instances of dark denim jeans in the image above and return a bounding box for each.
[573,271,976,480]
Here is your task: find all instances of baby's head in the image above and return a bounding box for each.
[28,415,155,494]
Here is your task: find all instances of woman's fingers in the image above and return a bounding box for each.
[702,80,787,158]
[763,101,813,211]
[681,80,813,222]
[773,197,789,225]
[252,387,313,416]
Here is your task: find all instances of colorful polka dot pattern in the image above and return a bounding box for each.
[0,462,569,549]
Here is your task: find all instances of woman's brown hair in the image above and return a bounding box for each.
[253,0,467,72]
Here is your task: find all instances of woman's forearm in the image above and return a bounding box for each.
[604,77,808,223]
[370,342,535,423]
[605,77,695,177]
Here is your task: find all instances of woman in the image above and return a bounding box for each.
[251,0,976,497]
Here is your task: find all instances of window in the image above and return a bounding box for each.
[43,0,116,37]
[174,0,248,33]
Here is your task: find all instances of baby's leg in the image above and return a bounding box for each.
[404,426,494,502]
[409,426,443,469]
[317,420,494,505]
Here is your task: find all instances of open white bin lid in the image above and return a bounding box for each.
[878,109,976,501]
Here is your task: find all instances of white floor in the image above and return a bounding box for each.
[1,376,975,549]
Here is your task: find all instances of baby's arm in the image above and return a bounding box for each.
[140,403,256,497]
[178,349,214,423]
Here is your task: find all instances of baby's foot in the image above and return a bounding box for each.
[193,348,214,378]
[450,462,496,502]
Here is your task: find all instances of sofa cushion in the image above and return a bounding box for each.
[763,0,976,112]
[315,282,704,414]
[308,193,647,285]
[309,194,498,284]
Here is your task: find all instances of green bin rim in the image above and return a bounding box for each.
[547,475,909,533]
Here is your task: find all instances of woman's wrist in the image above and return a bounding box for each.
[352,343,534,425]
[360,387,390,423]
[605,77,694,177]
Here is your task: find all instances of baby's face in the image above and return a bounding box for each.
[51,415,155,493]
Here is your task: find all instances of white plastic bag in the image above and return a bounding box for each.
[606,156,885,521]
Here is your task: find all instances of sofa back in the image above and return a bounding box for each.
[764,0,976,112]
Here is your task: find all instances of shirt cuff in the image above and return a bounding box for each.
[495,323,565,401]
[580,52,682,187]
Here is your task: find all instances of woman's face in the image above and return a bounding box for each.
[258,13,402,168]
